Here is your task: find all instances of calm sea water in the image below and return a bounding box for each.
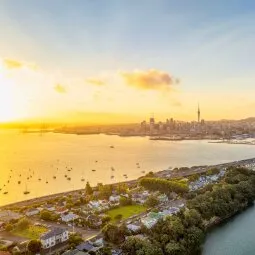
[1,130,255,206]
[203,205,255,255]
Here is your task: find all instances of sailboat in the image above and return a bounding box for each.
[3,191,8,195]
[81,171,85,181]
[24,184,30,195]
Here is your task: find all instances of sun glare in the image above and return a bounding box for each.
[0,67,27,122]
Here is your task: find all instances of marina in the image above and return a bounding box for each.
[1,130,255,206]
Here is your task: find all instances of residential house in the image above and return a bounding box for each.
[25,208,40,217]
[109,195,120,203]
[61,212,79,223]
[132,190,150,204]
[44,204,55,212]
[40,228,69,249]
[141,212,162,229]
[88,201,100,210]
[56,206,69,215]
[111,249,123,255]
[0,210,22,223]
[76,241,100,253]
[126,223,141,233]
[157,194,168,203]
[11,241,30,254]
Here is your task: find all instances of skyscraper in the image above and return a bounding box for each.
[198,104,200,123]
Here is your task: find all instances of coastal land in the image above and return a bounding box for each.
[1,157,255,210]
[1,157,255,254]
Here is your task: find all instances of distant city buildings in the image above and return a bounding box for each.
[54,104,255,140]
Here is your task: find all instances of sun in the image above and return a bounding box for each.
[0,71,27,122]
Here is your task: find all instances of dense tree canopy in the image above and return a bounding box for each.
[122,237,163,255]
[27,240,42,254]
[140,178,189,195]
[102,223,126,244]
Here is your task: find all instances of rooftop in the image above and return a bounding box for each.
[40,228,67,240]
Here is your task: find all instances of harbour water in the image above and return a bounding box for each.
[1,130,255,206]
[203,205,255,255]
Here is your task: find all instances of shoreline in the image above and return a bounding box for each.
[1,156,255,210]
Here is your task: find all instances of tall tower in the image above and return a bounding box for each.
[197,103,200,123]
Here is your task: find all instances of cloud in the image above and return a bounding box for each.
[3,59,23,69]
[120,69,179,90]
[3,58,38,70]
[54,84,66,93]
[86,78,105,86]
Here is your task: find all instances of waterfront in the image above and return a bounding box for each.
[1,130,255,206]
[203,205,255,255]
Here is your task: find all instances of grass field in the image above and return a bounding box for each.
[12,225,48,239]
[106,205,147,222]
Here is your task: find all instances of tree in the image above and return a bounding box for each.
[145,195,159,208]
[68,233,83,248]
[183,209,202,228]
[102,215,111,225]
[98,247,112,255]
[165,241,185,255]
[122,236,163,255]
[102,223,126,244]
[120,196,132,206]
[27,240,42,254]
[5,223,13,231]
[85,181,93,195]
[40,210,59,221]
[16,217,30,231]
[98,184,113,199]
[116,183,128,194]
[184,226,204,252]
[114,214,123,221]
[140,178,189,195]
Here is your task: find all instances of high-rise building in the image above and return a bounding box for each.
[197,104,201,123]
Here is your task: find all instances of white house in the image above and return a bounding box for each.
[40,228,69,249]
[127,223,141,232]
[109,195,120,203]
[61,212,79,223]
[44,204,55,212]
[88,201,100,209]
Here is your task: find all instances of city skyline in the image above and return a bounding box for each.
[1,0,255,124]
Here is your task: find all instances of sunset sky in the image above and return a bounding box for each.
[0,0,255,124]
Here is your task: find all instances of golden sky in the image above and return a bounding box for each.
[0,58,183,124]
[1,1,255,124]
[0,56,255,124]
